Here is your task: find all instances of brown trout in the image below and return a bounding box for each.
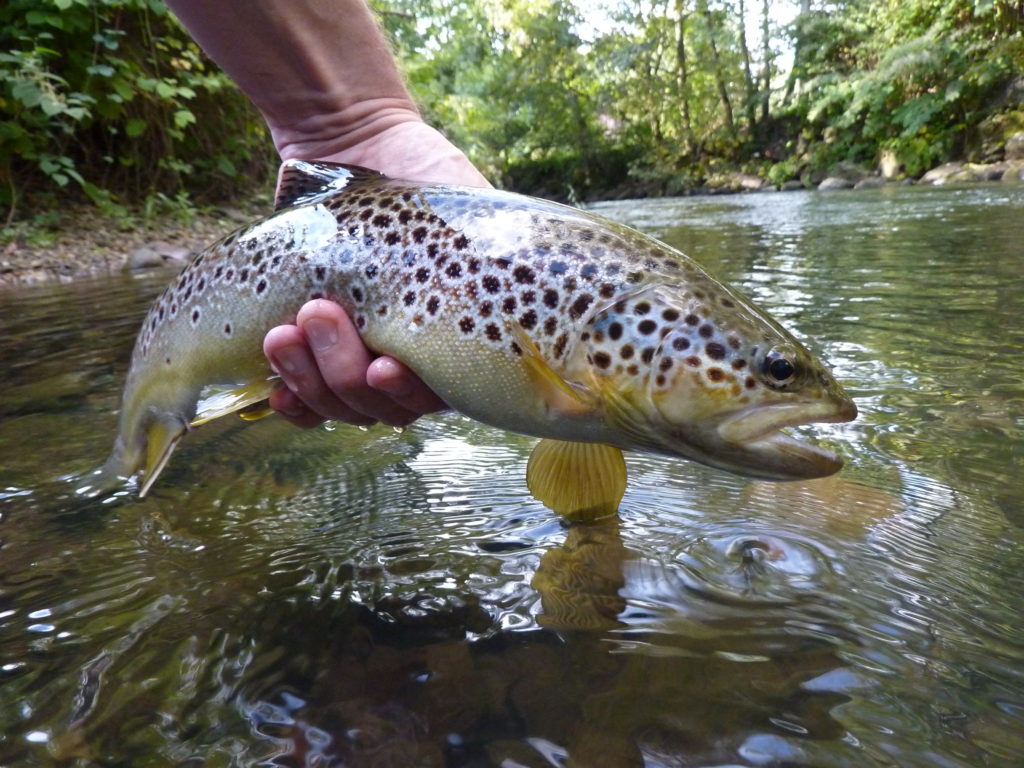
[80,160,857,520]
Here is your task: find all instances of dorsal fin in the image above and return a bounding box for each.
[274,160,386,211]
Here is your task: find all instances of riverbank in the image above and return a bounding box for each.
[3,164,1023,288]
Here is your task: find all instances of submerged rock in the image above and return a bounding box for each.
[127,241,193,272]
[853,176,887,190]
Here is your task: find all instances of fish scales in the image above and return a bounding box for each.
[84,160,857,515]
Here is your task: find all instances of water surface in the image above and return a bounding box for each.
[2,184,1023,766]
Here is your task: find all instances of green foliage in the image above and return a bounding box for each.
[0,0,275,221]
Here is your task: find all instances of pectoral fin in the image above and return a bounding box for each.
[139,417,187,498]
[527,439,627,522]
[510,324,597,417]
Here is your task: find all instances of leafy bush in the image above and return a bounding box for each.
[0,0,275,221]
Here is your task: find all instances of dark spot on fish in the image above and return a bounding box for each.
[686,356,701,367]
[606,262,621,275]
[732,359,747,370]
[403,291,416,306]
[482,275,500,293]
[581,264,598,278]
[549,261,568,275]
[251,252,263,266]
[634,302,651,315]
[563,276,578,292]
[599,283,615,298]
[459,316,475,333]
[694,291,705,300]
[223,234,236,246]
[685,313,699,326]
[425,242,439,260]
[215,266,224,279]
[314,266,326,282]
[387,232,403,246]
[706,342,726,360]
[594,351,611,369]
[446,262,462,279]
[191,309,199,323]
[453,235,470,250]
[256,279,268,295]
[543,289,559,308]
[659,358,673,371]
[372,214,391,228]
[351,286,364,303]
[569,293,593,320]
[223,323,232,335]
[620,344,634,359]
[721,298,735,308]
[627,364,640,376]
[708,367,725,382]
[626,271,643,283]
[165,357,171,365]
[426,295,440,315]
[485,323,502,342]
[365,265,378,279]
[608,322,623,341]
[359,196,374,207]
[415,267,431,283]
[479,301,494,318]
[412,226,428,243]
[553,332,569,358]
[581,331,591,341]
[656,375,665,387]
[544,316,558,336]
[359,208,373,221]
[746,376,757,389]
[513,265,536,285]
[520,290,536,305]
[502,296,517,314]
[468,258,482,273]
[662,309,680,322]
[398,210,413,224]
[511,341,522,356]
[641,347,655,363]
[355,315,366,329]
[158,307,165,320]
[614,300,627,314]
[638,319,657,335]
[518,309,538,330]
[699,324,714,339]
[309,292,324,300]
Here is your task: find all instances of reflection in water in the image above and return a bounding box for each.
[2,184,1024,765]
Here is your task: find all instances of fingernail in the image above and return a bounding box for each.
[305,318,338,352]
[273,345,307,375]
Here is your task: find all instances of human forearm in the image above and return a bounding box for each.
[166,0,419,162]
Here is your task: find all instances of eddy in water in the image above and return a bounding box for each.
[80,160,857,521]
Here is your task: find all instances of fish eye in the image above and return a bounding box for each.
[763,347,798,387]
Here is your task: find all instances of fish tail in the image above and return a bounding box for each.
[76,413,187,499]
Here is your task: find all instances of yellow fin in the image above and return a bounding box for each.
[238,400,274,421]
[139,417,186,498]
[509,323,597,417]
[190,379,279,427]
[526,439,627,523]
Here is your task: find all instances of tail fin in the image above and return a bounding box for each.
[76,415,187,499]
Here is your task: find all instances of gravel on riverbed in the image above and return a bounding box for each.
[0,196,271,288]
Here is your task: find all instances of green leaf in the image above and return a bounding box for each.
[156,81,176,99]
[87,64,116,77]
[173,109,196,128]
[12,81,42,108]
[126,118,147,138]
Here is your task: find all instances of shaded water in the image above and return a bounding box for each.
[2,184,1023,766]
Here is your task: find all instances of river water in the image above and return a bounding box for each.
[1,184,1022,767]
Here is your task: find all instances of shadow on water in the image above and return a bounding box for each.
[2,184,1024,766]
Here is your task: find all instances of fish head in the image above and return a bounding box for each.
[582,284,857,481]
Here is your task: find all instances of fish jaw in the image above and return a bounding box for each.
[689,395,858,481]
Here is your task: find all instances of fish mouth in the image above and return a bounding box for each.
[715,398,858,480]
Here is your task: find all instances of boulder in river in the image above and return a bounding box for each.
[818,176,854,191]
[127,241,193,272]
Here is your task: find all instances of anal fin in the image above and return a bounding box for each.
[527,439,627,523]
[191,379,279,427]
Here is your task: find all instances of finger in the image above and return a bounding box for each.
[366,357,448,416]
[267,387,328,429]
[263,322,378,426]
[295,300,421,426]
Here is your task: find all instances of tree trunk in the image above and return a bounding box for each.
[737,0,758,133]
[675,0,694,155]
[759,0,772,124]
[700,3,735,133]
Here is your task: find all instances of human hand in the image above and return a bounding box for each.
[265,119,490,429]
